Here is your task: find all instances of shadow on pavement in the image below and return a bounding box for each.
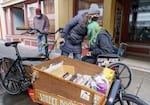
[0,84,37,105]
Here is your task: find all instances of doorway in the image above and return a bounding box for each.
[12,8,24,34]
[114,2,123,47]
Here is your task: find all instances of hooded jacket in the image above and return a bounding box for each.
[89,29,114,56]
[60,13,87,54]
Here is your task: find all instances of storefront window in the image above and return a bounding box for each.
[27,2,39,27]
[5,3,25,35]
[6,8,11,34]
[43,0,55,32]
[128,0,150,41]
[78,0,104,25]
[27,0,55,31]
[44,0,54,14]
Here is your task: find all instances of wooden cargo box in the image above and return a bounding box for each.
[32,56,112,105]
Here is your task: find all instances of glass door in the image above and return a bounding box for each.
[114,2,123,46]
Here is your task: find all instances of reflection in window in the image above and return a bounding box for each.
[128,0,150,41]
[27,1,45,26]
[78,0,104,25]
[44,0,54,14]
[27,2,38,27]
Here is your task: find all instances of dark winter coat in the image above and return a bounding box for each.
[89,29,114,56]
[60,13,87,54]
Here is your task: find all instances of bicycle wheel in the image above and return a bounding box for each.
[0,58,14,81]
[113,94,149,105]
[108,62,132,89]
[1,63,22,95]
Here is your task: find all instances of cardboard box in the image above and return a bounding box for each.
[32,56,111,105]
[50,65,75,77]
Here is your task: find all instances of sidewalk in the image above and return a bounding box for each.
[121,55,150,73]
[0,40,150,104]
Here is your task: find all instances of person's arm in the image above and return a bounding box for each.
[90,34,111,56]
[44,15,50,32]
[61,15,79,38]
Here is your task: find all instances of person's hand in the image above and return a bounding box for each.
[59,38,65,46]
[40,41,44,47]
[59,38,65,43]
[82,43,89,49]
[86,52,91,56]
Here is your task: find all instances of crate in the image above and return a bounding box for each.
[32,56,112,105]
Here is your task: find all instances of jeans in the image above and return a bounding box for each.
[112,45,118,54]
[61,51,81,60]
[112,45,124,56]
[37,35,46,54]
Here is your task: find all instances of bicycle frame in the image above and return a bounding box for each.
[0,58,2,80]
[17,27,63,60]
[3,36,52,82]
[0,28,63,94]
[106,79,121,105]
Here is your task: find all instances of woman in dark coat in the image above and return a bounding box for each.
[59,3,101,60]
[59,13,87,60]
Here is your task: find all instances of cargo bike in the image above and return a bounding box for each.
[0,28,148,105]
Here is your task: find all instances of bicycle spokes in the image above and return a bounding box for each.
[2,66,22,95]
[0,68,5,80]
[3,78,20,93]
[108,63,132,89]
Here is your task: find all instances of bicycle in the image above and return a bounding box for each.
[96,43,132,90]
[0,27,63,95]
[106,79,149,105]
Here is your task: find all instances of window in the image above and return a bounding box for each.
[27,2,38,27]
[44,0,54,14]
[128,0,150,41]
[27,0,55,31]
[6,8,11,34]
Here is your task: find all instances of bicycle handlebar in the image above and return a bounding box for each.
[16,27,29,30]
[16,27,64,35]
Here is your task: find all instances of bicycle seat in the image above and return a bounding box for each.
[5,41,21,47]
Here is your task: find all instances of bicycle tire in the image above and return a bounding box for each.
[113,94,149,105]
[108,62,132,89]
[1,59,22,95]
[0,57,14,81]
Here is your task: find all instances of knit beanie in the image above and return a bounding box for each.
[36,8,41,15]
[88,3,100,15]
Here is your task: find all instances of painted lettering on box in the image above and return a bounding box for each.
[38,92,79,105]
[39,93,58,105]
[60,100,75,105]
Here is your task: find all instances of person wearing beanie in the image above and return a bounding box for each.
[33,8,50,57]
[59,12,88,60]
[82,4,115,64]
[88,3,100,15]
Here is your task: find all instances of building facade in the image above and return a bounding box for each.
[0,0,150,57]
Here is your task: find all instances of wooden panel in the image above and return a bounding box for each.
[103,0,116,34]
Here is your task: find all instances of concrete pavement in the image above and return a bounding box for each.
[0,40,150,104]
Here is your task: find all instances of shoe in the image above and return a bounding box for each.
[120,42,128,47]
[37,53,42,57]
[40,53,46,58]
